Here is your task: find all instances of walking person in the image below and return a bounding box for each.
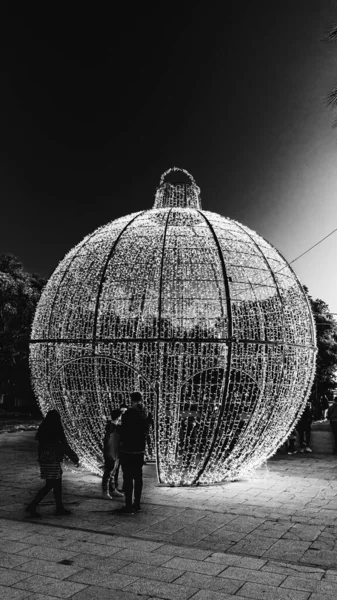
[286,428,297,454]
[25,409,79,517]
[102,409,124,499]
[328,397,337,454]
[296,402,313,453]
[320,393,329,421]
[116,391,148,514]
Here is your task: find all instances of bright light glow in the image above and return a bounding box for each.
[30,168,316,485]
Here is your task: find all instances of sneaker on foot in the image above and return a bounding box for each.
[305,447,313,453]
[132,503,142,512]
[299,448,305,453]
[114,505,134,514]
[110,489,124,498]
[102,490,112,499]
[55,507,71,516]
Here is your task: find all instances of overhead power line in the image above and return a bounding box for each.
[289,227,337,266]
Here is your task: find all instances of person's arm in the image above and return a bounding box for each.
[103,422,111,450]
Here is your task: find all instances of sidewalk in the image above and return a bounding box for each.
[1,431,337,599]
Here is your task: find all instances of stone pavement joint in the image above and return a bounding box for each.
[1,431,337,598]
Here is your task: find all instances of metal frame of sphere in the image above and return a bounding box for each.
[30,167,316,485]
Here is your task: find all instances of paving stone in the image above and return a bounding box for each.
[71,554,129,572]
[16,558,84,579]
[198,513,238,527]
[0,540,31,554]
[18,545,79,562]
[194,537,235,553]
[219,565,286,586]
[64,532,116,545]
[315,579,337,595]
[254,521,293,539]
[13,574,87,598]
[147,514,204,534]
[71,586,150,600]
[18,534,75,549]
[65,541,122,557]
[204,527,247,542]
[0,551,32,568]
[21,595,69,600]
[204,552,242,566]
[230,534,276,557]
[113,548,172,566]
[282,524,324,542]
[158,544,212,560]
[173,570,243,594]
[300,549,337,568]
[261,560,324,579]
[68,569,138,589]
[163,556,224,575]
[110,537,164,552]
[0,566,32,585]
[235,581,311,599]
[325,569,337,581]
[0,528,35,541]
[0,585,32,600]
[187,591,240,600]
[117,561,184,583]
[262,539,310,561]
[230,556,267,570]
[126,578,198,600]
[309,596,336,600]
[103,522,148,536]
[223,516,265,533]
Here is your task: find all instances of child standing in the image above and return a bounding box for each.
[102,409,123,499]
[25,409,79,517]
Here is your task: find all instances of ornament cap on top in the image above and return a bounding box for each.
[153,167,202,209]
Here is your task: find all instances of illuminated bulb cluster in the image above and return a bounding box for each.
[30,168,316,485]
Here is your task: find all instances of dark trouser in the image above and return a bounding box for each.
[30,478,63,509]
[102,457,119,492]
[120,453,144,508]
[297,425,311,448]
[330,421,337,453]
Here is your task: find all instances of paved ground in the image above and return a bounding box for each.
[1,431,337,599]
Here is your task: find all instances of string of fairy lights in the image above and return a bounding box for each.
[30,168,316,485]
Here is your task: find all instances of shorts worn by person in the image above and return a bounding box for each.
[25,409,79,518]
[102,409,123,499]
[116,391,148,514]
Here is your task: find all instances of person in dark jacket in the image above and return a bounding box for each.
[116,391,148,514]
[102,409,123,499]
[296,402,313,453]
[328,398,337,454]
[25,409,79,517]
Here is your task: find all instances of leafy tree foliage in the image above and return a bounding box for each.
[0,253,46,407]
[305,286,337,398]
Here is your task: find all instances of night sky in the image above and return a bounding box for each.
[1,1,337,312]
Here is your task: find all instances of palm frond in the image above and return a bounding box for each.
[326,87,337,108]
[324,25,337,42]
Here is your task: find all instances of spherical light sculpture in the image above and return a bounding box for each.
[30,168,316,485]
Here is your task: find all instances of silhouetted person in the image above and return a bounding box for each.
[25,409,79,517]
[296,402,313,453]
[116,392,148,514]
[328,398,337,454]
[320,393,329,420]
[102,409,123,499]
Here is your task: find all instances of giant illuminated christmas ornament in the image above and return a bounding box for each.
[30,168,316,485]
